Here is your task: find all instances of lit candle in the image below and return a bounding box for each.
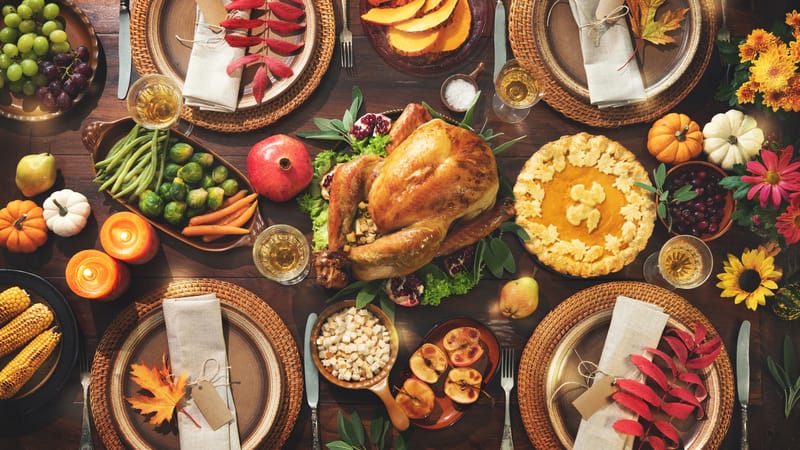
[65,249,130,301]
[100,211,160,264]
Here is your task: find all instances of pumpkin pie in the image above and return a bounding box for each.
[513,133,656,277]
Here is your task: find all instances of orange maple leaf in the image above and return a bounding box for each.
[627,0,689,47]
[126,355,191,426]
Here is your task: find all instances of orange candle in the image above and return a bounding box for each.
[65,249,130,301]
[100,211,160,264]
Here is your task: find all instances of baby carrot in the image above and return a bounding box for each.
[188,193,258,226]
[181,225,250,237]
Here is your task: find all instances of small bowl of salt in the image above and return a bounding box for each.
[440,62,484,113]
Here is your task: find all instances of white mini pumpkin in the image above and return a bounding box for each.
[702,109,764,170]
[42,189,91,237]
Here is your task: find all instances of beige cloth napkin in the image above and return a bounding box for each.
[572,295,669,450]
[182,6,248,112]
[163,293,241,450]
[567,0,646,108]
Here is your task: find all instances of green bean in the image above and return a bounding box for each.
[110,141,152,194]
[95,135,150,171]
[121,155,151,184]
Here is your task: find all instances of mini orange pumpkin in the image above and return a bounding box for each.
[647,113,704,164]
[0,200,48,253]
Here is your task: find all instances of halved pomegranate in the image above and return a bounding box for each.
[385,275,424,307]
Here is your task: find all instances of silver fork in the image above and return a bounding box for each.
[79,343,93,450]
[717,0,731,82]
[500,346,514,450]
[339,0,353,69]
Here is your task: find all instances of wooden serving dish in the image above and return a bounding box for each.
[81,118,265,252]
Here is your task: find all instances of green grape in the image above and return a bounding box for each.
[0,27,18,45]
[4,12,22,28]
[21,49,35,60]
[50,40,69,54]
[32,72,46,86]
[42,3,59,20]
[0,54,10,70]
[48,29,66,43]
[21,79,35,95]
[1,5,16,16]
[27,0,44,14]
[8,79,23,93]
[18,19,35,34]
[16,3,32,19]
[6,63,22,82]
[41,20,58,36]
[16,33,34,53]
[2,43,19,58]
[20,58,36,77]
[32,35,48,55]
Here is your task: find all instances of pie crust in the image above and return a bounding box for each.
[513,133,656,277]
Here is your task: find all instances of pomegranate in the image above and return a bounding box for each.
[384,275,424,307]
[349,113,392,140]
[246,134,313,202]
[442,245,476,277]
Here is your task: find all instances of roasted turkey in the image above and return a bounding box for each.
[317,105,515,285]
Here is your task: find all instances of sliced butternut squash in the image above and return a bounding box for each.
[361,0,427,25]
[386,27,441,56]
[393,0,459,32]
[422,0,444,13]
[429,0,471,53]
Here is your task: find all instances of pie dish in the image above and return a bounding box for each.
[513,133,656,277]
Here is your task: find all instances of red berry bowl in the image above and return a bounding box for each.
[660,161,735,241]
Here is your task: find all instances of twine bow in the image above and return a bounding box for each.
[580,5,630,46]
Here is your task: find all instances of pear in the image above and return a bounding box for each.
[499,276,539,319]
[16,153,57,197]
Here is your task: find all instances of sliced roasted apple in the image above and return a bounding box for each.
[443,367,483,404]
[409,343,449,383]
[361,0,427,26]
[396,377,436,419]
[442,326,484,367]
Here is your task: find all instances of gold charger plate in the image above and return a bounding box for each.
[508,0,717,128]
[130,0,335,132]
[91,279,303,450]
[518,281,734,449]
[0,0,99,122]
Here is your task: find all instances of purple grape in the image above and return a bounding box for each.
[36,86,49,99]
[74,62,92,77]
[70,72,87,89]
[56,91,72,110]
[53,52,72,67]
[40,62,59,81]
[48,80,62,96]
[75,45,89,62]
[62,78,78,97]
[42,92,58,112]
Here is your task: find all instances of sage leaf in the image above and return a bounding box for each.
[328,280,371,303]
[785,336,799,381]
[500,221,531,241]
[350,410,365,445]
[635,180,657,193]
[369,416,387,448]
[767,357,788,390]
[337,411,355,444]
[356,286,377,308]
[325,440,355,450]
[492,134,526,155]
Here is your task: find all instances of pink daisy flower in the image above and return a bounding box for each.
[740,145,800,208]
[776,195,800,245]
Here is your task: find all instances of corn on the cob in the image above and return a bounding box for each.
[0,327,61,399]
[0,286,31,324]
[0,303,54,358]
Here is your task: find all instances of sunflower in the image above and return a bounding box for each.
[717,248,782,311]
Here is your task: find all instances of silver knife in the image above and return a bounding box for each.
[736,320,751,450]
[117,0,131,99]
[493,0,506,82]
[304,313,321,450]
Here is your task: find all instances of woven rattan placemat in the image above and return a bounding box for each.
[508,0,717,128]
[518,281,734,449]
[130,0,335,133]
[90,279,302,449]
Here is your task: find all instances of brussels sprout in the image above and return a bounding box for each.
[164,162,181,179]
[168,142,194,164]
[206,186,225,210]
[163,201,187,226]
[157,181,172,200]
[170,177,187,201]
[138,190,164,218]
[200,174,215,190]
[186,187,209,210]
[220,178,239,196]
[211,165,228,184]
[177,161,204,185]
[191,152,214,169]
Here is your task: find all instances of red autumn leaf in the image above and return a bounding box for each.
[612,419,644,437]
[670,327,696,352]
[695,335,722,356]
[226,53,262,75]
[285,0,306,7]
[263,55,294,78]
[686,346,721,370]
[615,378,662,407]
[645,434,667,450]
[678,371,708,400]
[644,346,678,378]
[661,401,695,420]
[265,38,304,54]
[252,65,270,104]
[612,391,653,421]
[663,335,689,365]
[693,321,708,344]
[268,1,305,20]
[631,354,669,391]
[653,419,681,445]
[224,34,263,48]
[220,17,265,29]
[225,0,263,10]
[668,387,704,418]
[266,19,307,34]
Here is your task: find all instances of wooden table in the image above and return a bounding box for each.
[1,0,799,448]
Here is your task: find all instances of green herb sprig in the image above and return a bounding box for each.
[326,410,410,450]
[767,335,800,418]
[634,163,697,231]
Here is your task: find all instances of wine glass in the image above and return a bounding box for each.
[643,234,713,290]
[126,74,183,130]
[492,58,544,123]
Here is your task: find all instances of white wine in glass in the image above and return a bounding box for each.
[126,74,183,130]
[643,235,713,290]
[492,59,544,123]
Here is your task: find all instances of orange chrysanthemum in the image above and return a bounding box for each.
[739,42,758,62]
[763,89,787,112]
[749,45,795,93]
[786,10,800,31]
[745,29,781,53]
[736,81,757,104]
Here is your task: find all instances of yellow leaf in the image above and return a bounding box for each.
[126,355,188,426]
[626,0,689,47]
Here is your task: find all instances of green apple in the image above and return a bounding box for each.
[15,153,56,197]
[499,276,539,319]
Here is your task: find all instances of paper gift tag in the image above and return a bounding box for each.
[572,376,618,420]
[191,380,234,430]
[196,0,227,26]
